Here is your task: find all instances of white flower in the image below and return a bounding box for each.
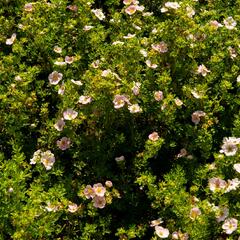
[210,20,223,28]
[48,71,63,85]
[150,218,163,227]
[234,163,240,173]
[91,60,100,68]
[78,95,92,104]
[220,138,238,156]
[152,42,168,53]
[215,206,229,222]
[222,218,238,234]
[146,60,158,69]
[209,177,227,192]
[148,132,159,141]
[71,79,83,86]
[154,91,164,101]
[132,23,141,30]
[91,9,105,20]
[6,33,16,45]
[197,64,210,77]
[225,178,240,192]
[132,82,141,95]
[140,49,148,57]
[186,6,195,18]
[164,2,180,9]
[142,12,153,17]
[115,155,125,162]
[83,25,94,31]
[224,17,237,30]
[123,33,136,39]
[175,98,183,106]
[53,46,62,53]
[65,56,74,64]
[155,226,170,238]
[93,183,106,197]
[191,89,204,99]
[112,41,124,45]
[54,118,65,131]
[30,150,42,165]
[57,137,71,151]
[128,104,142,113]
[113,95,129,109]
[68,203,78,213]
[41,150,55,170]
[54,61,66,66]
[58,84,65,95]
[63,109,78,120]
[190,207,201,220]
[191,110,206,124]
[102,69,112,77]
[45,202,58,212]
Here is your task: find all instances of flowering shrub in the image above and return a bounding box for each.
[1,0,240,239]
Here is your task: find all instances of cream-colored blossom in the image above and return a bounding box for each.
[91,60,100,68]
[68,203,78,213]
[151,42,168,53]
[54,46,62,53]
[92,196,106,208]
[175,98,183,106]
[140,49,148,57]
[123,33,136,39]
[6,33,16,45]
[115,155,125,162]
[57,137,71,151]
[209,177,227,192]
[234,163,240,173]
[225,178,240,192]
[190,207,201,220]
[83,25,94,31]
[210,20,223,28]
[54,118,65,131]
[132,82,141,95]
[71,79,83,86]
[222,218,238,234]
[197,64,210,77]
[30,150,42,165]
[128,104,142,113]
[186,6,195,18]
[105,180,113,188]
[65,56,74,64]
[24,3,33,12]
[113,95,129,109]
[78,95,92,105]
[155,226,170,238]
[91,9,105,20]
[191,111,206,124]
[48,71,63,85]
[215,206,229,222]
[84,185,95,199]
[112,41,124,45]
[41,150,55,170]
[123,0,139,5]
[63,109,78,120]
[125,5,137,15]
[150,218,163,227]
[58,84,65,95]
[146,60,158,69]
[154,91,163,101]
[93,183,106,197]
[224,17,237,30]
[148,132,159,142]
[220,138,239,156]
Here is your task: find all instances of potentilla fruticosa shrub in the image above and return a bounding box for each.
[0,0,240,239]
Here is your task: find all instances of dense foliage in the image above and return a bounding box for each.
[0,0,240,239]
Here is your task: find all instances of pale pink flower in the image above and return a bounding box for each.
[45,202,58,212]
[93,183,106,197]
[151,42,168,53]
[132,82,141,95]
[53,46,62,53]
[101,69,112,77]
[186,6,195,18]
[225,178,240,192]
[132,23,141,30]
[115,155,125,162]
[65,56,74,64]
[125,5,137,15]
[113,95,129,109]
[91,60,100,68]
[41,150,55,170]
[123,33,136,39]
[176,148,187,158]
[54,118,65,131]
[209,177,227,192]
[234,163,240,173]
[66,5,78,12]
[224,17,237,30]
[155,226,170,238]
[84,185,95,199]
[78,95,92,105]
[165,2,180,9]
[136,5,145,11]
[172,232,179,239]
[210,20,223,28]
[30,150,42,165]
[191,89,204,99]
[175,98,183,106]
[57,137,71,151]
[58,84,65,95]
[48,71,63,85]
[54,60,66,66]
[150,218,163,227]
[222,218,238,234]
[128,104,142,113]
[154,91,163,101]
[63,109,78,120]
[68,203,78,213]
[220,138,238,156]
[197,64,210,77]
[91,9,105,20]
[71,79,83,86]
[191,111,206,124]
[190,207,201,220]
[105,180,113,188]
[92,196,106,208]
[123,0,138,5]
[215,206,229,222]
[146,60,158,69]
[24,3,33,12]
[148,132,159,142]
[140,49,148,57]
[83,25,94,31]
[6,33,16,45]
